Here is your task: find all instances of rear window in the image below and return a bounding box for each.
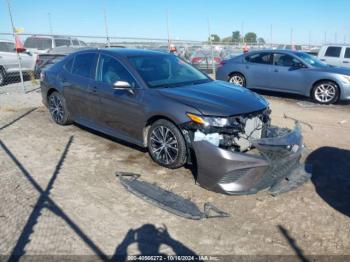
[0,42,15,52]
[345,48,350,59]
[71,53,96,78]
[24,37,52,50]
[54,39,71,47]
[325,46,342,57]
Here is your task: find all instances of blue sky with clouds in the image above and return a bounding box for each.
[1,0,350,44]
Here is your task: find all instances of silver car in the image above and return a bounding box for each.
[216,49,350,104]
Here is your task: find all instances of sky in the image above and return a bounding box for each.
[1,0,350,44]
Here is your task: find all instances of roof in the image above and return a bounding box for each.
[100,48,170,57]
[247,49,303,54]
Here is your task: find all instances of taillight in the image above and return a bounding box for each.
[214,57,221,63]
[191,57,202,63]
[40,71,45,81]
[217,60,226,69]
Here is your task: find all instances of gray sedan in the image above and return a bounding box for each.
[216,50,350,104]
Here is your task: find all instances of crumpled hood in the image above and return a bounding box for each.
[157,80,268,116]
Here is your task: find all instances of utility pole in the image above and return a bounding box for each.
[207,18,215,78]
[324,32,327,44]
[241,21,244,45]
[48,12,53,34]
[290,28,293,46]
[103,4,110,47]
[308,30,312,48]
[5,0,25,92]
[270,24,273,48]
[334,33,337,44]
[166,9,170,49]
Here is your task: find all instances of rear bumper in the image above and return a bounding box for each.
[192,123,305,195]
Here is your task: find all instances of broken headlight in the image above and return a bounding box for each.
[187,113,236,127]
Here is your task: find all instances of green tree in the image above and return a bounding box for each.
[244,32,257,43]
[208,34,220,42]
[232,31,241,43]
[222,36,233,43]
[257,37,266,44]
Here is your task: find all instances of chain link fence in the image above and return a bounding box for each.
[0,32,321,92]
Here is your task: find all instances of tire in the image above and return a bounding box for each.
[229,72,246,87]
[311,81,339,105]
[48,91,72,125]
[0,68,6,86]
[147,119,187,169]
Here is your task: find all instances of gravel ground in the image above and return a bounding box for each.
[0,82,350,260]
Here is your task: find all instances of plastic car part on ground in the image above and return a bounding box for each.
[192,122,312,195]
[116,172,230,220]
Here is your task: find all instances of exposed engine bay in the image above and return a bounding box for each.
[180,108,311,195]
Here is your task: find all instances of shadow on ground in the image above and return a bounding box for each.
[306,147,350,217]
[112,224,198,261]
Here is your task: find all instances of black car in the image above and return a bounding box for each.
[41,49,305,195]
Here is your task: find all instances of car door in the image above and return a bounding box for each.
[243,52,274,89]
[61,52,100,123]
[341,47,350,68]
[270,53,308,94]
[319,46,342,67]
[93,53,145,143]
[0,42,17,73]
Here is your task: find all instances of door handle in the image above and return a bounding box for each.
[343,61,349,64]
[320,59,326,61]
[274,69,279,72]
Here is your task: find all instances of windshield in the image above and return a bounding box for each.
[295,52,328,68]
[128,54,211,88]
[24,38,52,50]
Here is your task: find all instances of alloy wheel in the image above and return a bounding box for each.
[314,83,336,103]
[49,94,64,123]
[150,126,179,165]
[229,75,244,86]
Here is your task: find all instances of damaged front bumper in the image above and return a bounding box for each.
[192,123,307,195]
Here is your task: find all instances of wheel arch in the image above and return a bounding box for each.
[310,79,341,97]
[143,114,183,147]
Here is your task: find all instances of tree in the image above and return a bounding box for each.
[208,34,220,42]
[244,32,257,44]
[257,37,266,44]
[222,36,232,43]
[232,31,241,43]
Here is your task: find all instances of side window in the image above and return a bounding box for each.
[344,48,350,59]
[0,42,15,52]
[97,54,136,86]
[54,39,71,47]
[72,39,79,46]
[274,54,301,67]
[72,53,97,78]
[63,56,74,72]
[325,46,342,57]
[246,53,272,65]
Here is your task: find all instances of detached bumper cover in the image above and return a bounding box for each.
[193,123,307,195]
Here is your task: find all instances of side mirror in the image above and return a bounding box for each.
[113,80,132,88]
[113,80,135,95]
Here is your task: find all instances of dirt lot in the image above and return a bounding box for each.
[0,83,350,259]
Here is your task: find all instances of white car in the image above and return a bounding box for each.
[0,40,36,85]
[24,35,88,54]
[318,45,350,68]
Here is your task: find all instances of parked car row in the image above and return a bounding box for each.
[216,49,350,104]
